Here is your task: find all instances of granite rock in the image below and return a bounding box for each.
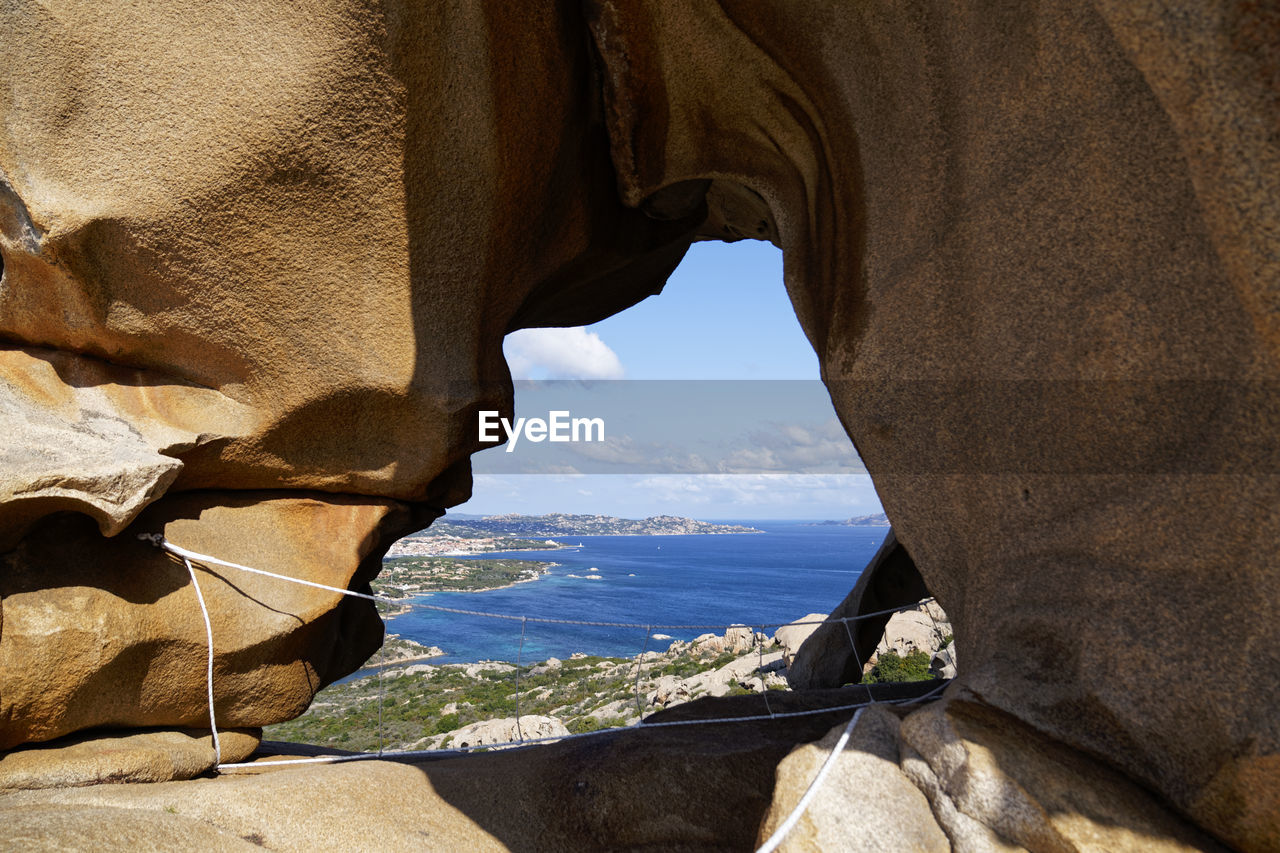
[0,2,1276,848]
[757,705,950,853]
[0,729,260,791]
[0,493,406,751]
[773,613,829,670]
[588,2,1279,846]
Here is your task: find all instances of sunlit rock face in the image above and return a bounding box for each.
[1,0,1277,850]
[586,1,1278,848]
[0,0,697,763]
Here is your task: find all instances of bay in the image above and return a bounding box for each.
[380,521,887,665]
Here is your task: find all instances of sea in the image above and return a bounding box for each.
[379,521,888,665]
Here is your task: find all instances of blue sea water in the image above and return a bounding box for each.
[381,521,887,664]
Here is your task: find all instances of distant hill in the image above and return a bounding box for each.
[433,513,761,537]
[808,513,890,527]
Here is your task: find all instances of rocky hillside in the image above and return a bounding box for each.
[265,606,958,754]
[264,624,798,752]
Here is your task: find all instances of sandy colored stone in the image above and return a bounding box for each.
[788,531,929,689]
[0,0,695,505]
[898,693,1229,852]
[0,2,1276,848]
[587,3,1279,847]
[865,600,952,672]
[724,624,756,654]
[0,0,699,759]
[5,804,263,852]
[773,613,827,669]
[0,347,256,549]
[0,493,408,750]
[443,715,568,750]
[900,742,1028,853]
[757,705,949,852]
[0,729,260,790]
[0,691,871,852]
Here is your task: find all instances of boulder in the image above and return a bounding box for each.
[0,0,699,754]
[757,706,949,853]
[692,632,726,654]
[444,716,569,750]
[0,1,1277,848]
[788,531,929,689]
[929,645,957,681]
[864,600,953,674]
[0,729,260,791]
[773,613,830,669]
[681,650,787,699]
[0,492,405,752]
[648,675,691,708]
[587,2,1279,846]
[0,690,900,851]
[724,625,756,654]
[897,693,1230,852]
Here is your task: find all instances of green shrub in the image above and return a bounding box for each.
[863,649,935,683]
[432,714,460,734]
[567,716,600,734]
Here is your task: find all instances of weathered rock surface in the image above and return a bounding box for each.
[896,693,1231,852]
[1,0,1277,849]
[587,2,1279,848]
[788,531,929,689]
[5,804,265,852]
[442,715,569,750]
[757,705,950,853]
[674,650,787,704]
[758,690,1230,852]
[0,729,260,791]
[0,689,1230,852]
[0,493,406,750]
[0,691,875,852]
[773,613,828,670]
[0,0,699,754]
[863,599,953,676]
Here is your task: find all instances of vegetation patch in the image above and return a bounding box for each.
[264,637,786,752]
[863,649,936,683]
[374,556,552,597]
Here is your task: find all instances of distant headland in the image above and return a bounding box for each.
[806,513,890,527]
[433,513,762,537]
[379,513,763,604]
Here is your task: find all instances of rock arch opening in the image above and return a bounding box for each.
[258,235,952,754]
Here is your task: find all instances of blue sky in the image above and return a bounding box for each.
[455,241,883,520]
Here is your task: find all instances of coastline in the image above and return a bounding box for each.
[379,562,557,618]
[425,567,555,594]
[391,530,764,560]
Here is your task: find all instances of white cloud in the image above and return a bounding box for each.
[504,327,625,380]
[631,474,880,513]
[457,473,882,519]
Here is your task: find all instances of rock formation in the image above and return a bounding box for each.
[861,600,953,677]
[1,0,1276,849]
[442,716,569,751]
[583,2,1278,847]
[0,0,698,769]
[772,613,828,670]
[788,530,931,689]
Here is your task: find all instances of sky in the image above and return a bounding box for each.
[453,240,883,520]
